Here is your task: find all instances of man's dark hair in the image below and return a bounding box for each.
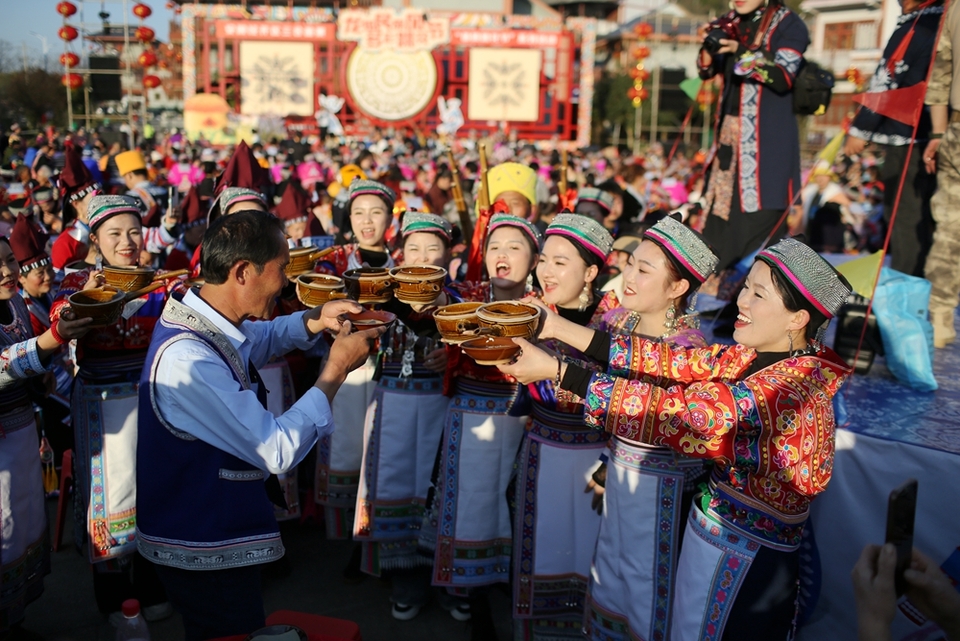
[201,209,286,285]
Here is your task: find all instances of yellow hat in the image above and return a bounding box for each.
[327,164,367,198]
[116,150,147,176]
[488,162,537,205]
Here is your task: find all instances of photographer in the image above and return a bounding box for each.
[697,0,809,272]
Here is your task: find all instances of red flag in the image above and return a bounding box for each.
[465,206,493,283]
[852,82,927,126]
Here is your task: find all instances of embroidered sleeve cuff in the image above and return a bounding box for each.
[2,337,50,381]
[583,372,653,440]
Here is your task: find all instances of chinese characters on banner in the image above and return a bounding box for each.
[338,8,450,52]
[216,20,335,41]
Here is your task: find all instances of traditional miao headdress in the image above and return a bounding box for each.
[217,188,266,216]
[9,215,50,274]
[87,195,141,231]
[59,143,101,203]
[576,187,615,214]
[275,183,311,227]
[180,186,207,228]
[401,211,452,241]
[488,162,537,205]
[643,214,719,284]
[545,213,614,262]
[348,179,396,211]
[757,237,852,319]
[209,141,270,222]
[487,213,543,250]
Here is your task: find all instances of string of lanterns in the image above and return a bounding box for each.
[627,22,653,108]
[134,3,161,90]
[56,1,160,91]
[57,2,82,90]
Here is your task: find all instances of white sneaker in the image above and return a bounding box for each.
[142,602,174,622]
[391,602,423,621]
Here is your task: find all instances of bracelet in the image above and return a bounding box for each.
[555,357,563,390]
[930,133,944,139]
[49,320,68,345]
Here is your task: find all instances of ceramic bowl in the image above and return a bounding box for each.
[389,265,447,305]
[68,288,126,326]
[434,302,484,344]
[102,265,155,292]
[342,267,394,305]
[475,301,541,339]
[296,274,346,308]
[460,336,522,366]
[285,246,326,278]
[345,309,397,331]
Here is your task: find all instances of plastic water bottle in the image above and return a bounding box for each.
[115,599,151,641]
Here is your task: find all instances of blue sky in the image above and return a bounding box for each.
[1,0,176,70]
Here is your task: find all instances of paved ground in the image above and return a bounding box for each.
[15,500,514,641]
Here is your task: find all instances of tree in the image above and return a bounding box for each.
[0,68,70,128]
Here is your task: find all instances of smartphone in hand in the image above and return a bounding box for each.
[885,479,918,597]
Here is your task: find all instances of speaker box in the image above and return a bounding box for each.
[89,56,122,102]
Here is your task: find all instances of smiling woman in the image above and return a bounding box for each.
[502,236,854,641]
[49,194,182,620]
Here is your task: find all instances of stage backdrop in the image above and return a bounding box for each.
[239,41,315,117]
[467,47,542,122]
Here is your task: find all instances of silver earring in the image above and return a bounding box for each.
[788,332,795,354]
[525,273,533,294]
[664,303,677,332]
[578,283,591,312]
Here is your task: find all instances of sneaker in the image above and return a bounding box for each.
[391,602,423,621]
[438,592,472,622]
[445,601,471,622]
[143,602,174,622]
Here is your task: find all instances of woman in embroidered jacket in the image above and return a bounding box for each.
[419,214,541,626]
[697,0,808,271]
[503,237,852,640]
[511,213,618,641]
[0,236,91,631]
[314,179,398,542]
[577,215,721,641]
[50,195,181,618]
[353,212,458,619]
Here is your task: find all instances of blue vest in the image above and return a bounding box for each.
[136,297,283,570]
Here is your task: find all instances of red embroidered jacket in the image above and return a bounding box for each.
[580,336,850,547]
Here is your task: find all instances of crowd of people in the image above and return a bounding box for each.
[0,0,959,638]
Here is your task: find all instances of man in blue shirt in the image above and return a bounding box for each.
[137,209,382,640]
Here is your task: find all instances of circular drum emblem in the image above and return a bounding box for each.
[346,48,438,121]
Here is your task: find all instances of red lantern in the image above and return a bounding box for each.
[61,73,83,90]
[60,52,80,68]
[627,87,642,101]
[58,25,79,42]
[629,67,650,82]
[138,50,158,67]
[638,88,650,101]
[56,1,78,17]
[135,26,155,42]
[132,3,152,18]
[633,22,654,38]
[632,45,651,60]
[143,74,161,89]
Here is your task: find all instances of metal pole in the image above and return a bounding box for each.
[31,33,48,72]
[123,0,133,147]
[651,11,662,143]
[635,101,643,154]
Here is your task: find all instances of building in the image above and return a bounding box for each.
[800,0,902,137]
[172,0,599,143]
